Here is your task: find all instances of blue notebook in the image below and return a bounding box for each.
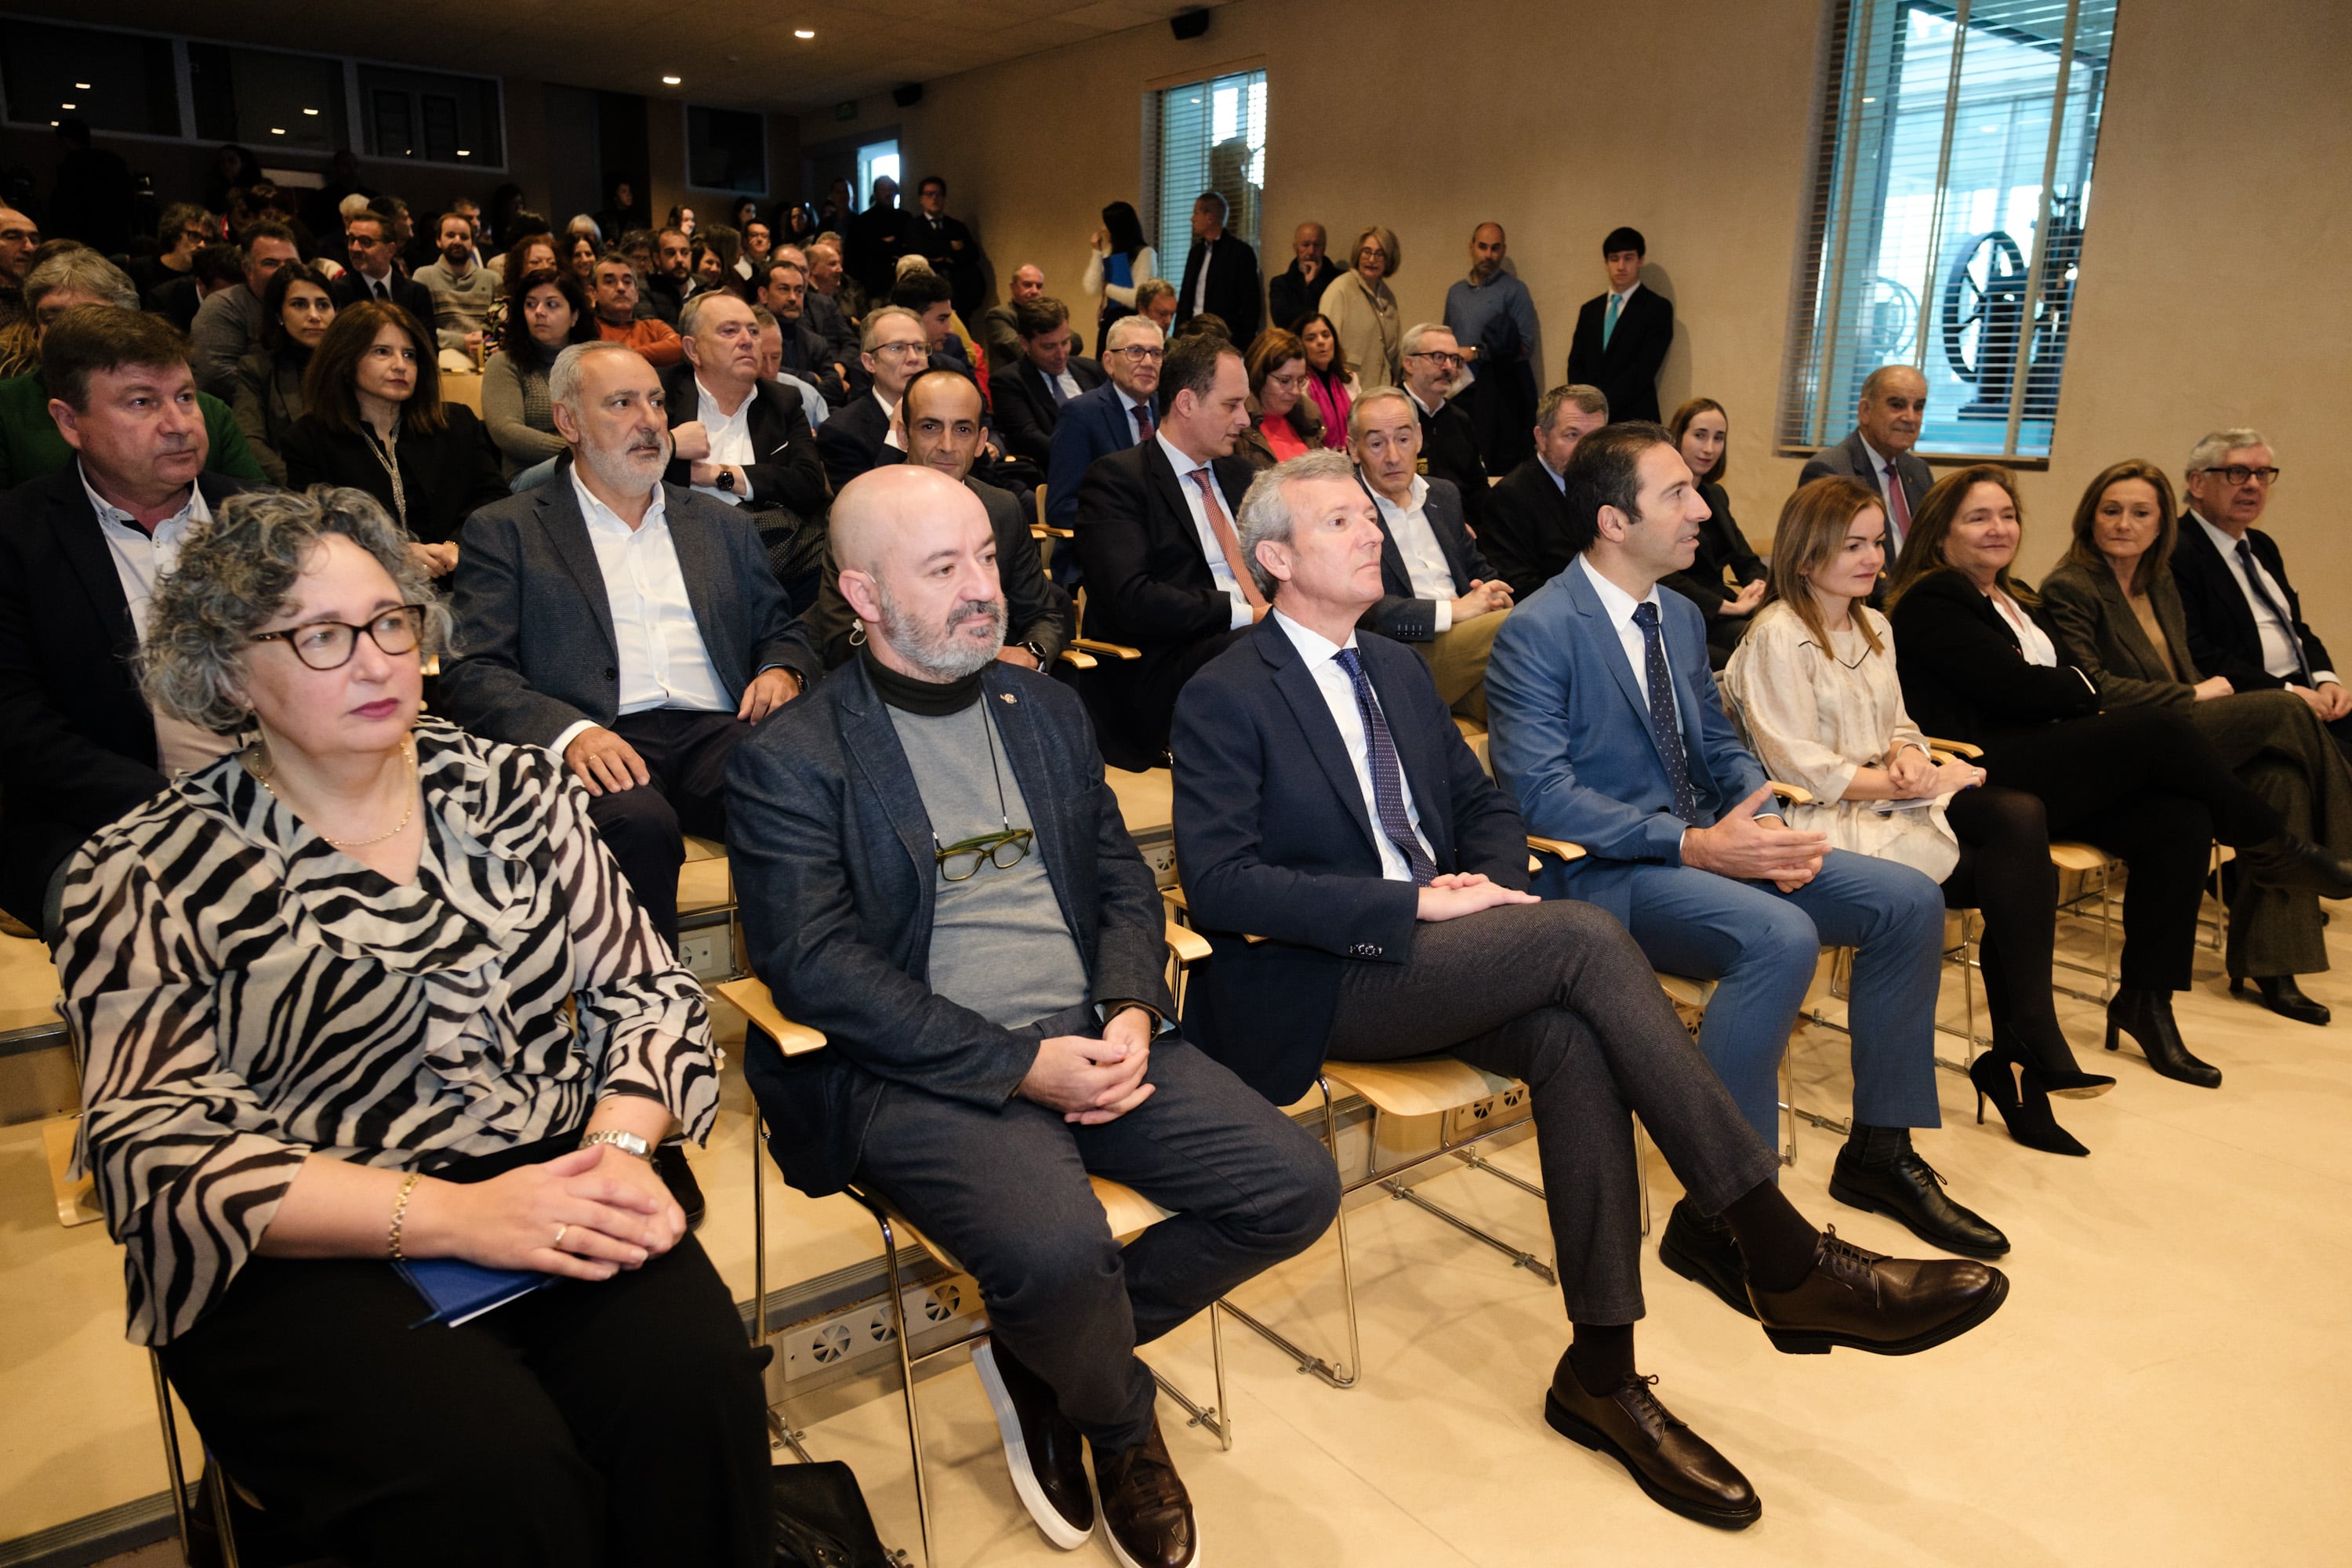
[394,1258,560,1328]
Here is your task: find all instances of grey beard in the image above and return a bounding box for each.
[579,434,670,497]
[877,587,1007,681]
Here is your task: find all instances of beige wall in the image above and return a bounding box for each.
[898,0,2352,648]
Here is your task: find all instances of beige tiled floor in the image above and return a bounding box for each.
[16,926,2352,1565]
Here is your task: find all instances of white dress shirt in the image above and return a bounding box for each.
[548,470,732,759]
[1989,590,2059,666]
[1577,555,1681,731]
[1540,456,1567,494]
[80,467,238,777]
[1272,609,1434,881]
[1052,367,1082,402]
[1189,239,1214,315]
[1367,474,1457,631]
[690,378,756,507]
[1155,432,1254,630]
[873,387,906,452]
[2190,510,2335,685]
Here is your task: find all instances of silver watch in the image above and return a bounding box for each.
[579,1129,654,1161]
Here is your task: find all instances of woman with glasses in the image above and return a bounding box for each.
[1083,201,1157,349]
[1238,328,1323,468]
[1321,224,1403,390]
[1661,397,1767,667]
[1295,312,1357,450]
[2041,459,2352,1025]
[282,302,506,583]
[233,262,336,485]
[481,267,597,492]
[56,486,771,1564]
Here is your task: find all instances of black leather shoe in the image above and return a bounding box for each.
[2240,833,2352,899]
[2107,986,2223,1087]
[1749,1227,2009,1356]
[1828,1131,2010,1259]
[1658,1200,1755,1319]
[2232,974,2332,1026]
[1094,1415,1196,1568]
[1544,1356,1760,1530]
[972,1340,1093,1550]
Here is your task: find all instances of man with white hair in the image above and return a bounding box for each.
[1398,319,1491,535]
[443,340,819,949]
[1044,312,1166,540]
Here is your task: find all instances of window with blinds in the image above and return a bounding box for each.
[1144,69,1267,282]
[1780,0,2116,460]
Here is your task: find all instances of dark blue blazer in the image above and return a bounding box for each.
[1485,557,1766,922]
[1045,380,1148,533]
[1171,616,1529,1103]
[1357,472,1494,644]
[728,657,1173,1196]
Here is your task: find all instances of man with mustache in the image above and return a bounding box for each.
[728,463,1336,1568]
[442,340,820,949]
[412,210,498,360]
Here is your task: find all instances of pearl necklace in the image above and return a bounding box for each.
[248,739,419,848]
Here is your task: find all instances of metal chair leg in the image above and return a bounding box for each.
[869,1208,935,1568]
[751,1116,768,1346]
[1216,1076,1358,1388]
[209,1461,244,1568]
[149,1352,194,1564]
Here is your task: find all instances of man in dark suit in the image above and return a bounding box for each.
[1483,384,1610,600]
[0,309,249,938]
[730,464,1334,1568]
[845,177,909,306]
[1265,221,1334,333]
[992,296,1106,465]
[330,210,433,323]
[2169,426,2352,750]
[443,341,820,949]
[1484,422,2009,1266]
[1565,227,1674,426]
[1071,332,1258,764]
[753,257,848,408]
[1171,448,2009,1533]
[1398,320,1490,535]
[1174,191,1261,344]
[1348,388,1514,722]
[906,174,987,325]
[1043,314,1164,542]
[816,305,931,493]
[1798,364,1932,576]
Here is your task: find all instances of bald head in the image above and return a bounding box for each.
[1857,364,1928,457]
[831,466,1007,681]
[1469,223,1506,282]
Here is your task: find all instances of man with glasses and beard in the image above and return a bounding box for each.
[442,340,819,949]
[728,463,1336,1568]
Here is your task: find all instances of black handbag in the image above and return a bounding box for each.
[771,1460,894,1568]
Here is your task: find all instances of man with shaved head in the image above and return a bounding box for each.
[728,463,1335,1568]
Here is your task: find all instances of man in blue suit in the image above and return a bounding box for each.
[1172,451,2008,1532]
[1044,315,1165,578]
[1486,423,2012,1285]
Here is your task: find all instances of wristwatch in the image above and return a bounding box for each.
[1020,640,1050,667]
[715,467,735,492]
[579,1129,653,1161]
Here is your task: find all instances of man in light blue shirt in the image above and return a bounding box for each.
[1443,222,1542,473]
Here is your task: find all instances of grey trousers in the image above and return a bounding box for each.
[853,1013,1339,1451]
[1324,898,1780,1327]
[2191,688,2352,978]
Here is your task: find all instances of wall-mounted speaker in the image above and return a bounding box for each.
[1171,8,1210,40]
[891,82,924,108]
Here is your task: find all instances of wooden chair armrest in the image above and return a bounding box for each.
[1056,648,1098,670]
[1766,780,1814,807]
[1922,735,1984,758]
[711,978,827,1055]
[1069,637,1142,661]
[1526,835,1587,862]
[1164,919,1211,964]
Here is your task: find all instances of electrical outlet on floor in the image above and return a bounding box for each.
[676,930,723,978]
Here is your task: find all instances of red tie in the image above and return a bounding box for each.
[1131,400,1156,442]
[1192,470,1266,612]
[1882,460,1911,546]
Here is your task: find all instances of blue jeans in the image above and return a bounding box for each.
[1596,848,1946,1146]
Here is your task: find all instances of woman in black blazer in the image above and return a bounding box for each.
[1662,399,1766,667]
[1886,466,2352,1091]
[281,302,506,582]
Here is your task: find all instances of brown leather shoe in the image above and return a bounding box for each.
[1543,1356,1760,1530]
[1750,1226,2009,1356]
[972,1340,1093,1549]
[1092,1414,1198,1568]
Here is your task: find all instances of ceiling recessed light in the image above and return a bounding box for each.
[59,102,75,110]
[662,74,682,85]
[794,28,815,38]
[74,82,91,90]
[456,149,470,157]
[303,107,319,116]
[270,127,285,135]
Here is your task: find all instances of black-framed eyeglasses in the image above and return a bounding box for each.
[1108,345,1165,363]
[1408,350,1464,369]
[250,605,426,670]
[934,826,1035,881]
[2195,465,2281,487]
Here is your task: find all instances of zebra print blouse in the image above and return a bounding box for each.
[58,717,719,1346]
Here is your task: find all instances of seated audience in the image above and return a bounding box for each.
[563,229,600,287]
[993,295,1105,465]
[747,307,829,434]
[805,369,1068,669]
[1323,226,1403,390]
[1171,313,1230,347]
[189,221,301,397]
[643,227,695,326]
[1884,466,2352,1089]
[2165,427,2352,753]
[1071,332,1258,761]
[818,304,930,492]
[1398,321,1490,534]
[0,258,264,489]
[481,267,597,489]
[1347,390,1515,724]
[1238,328,1321,467]
[1482,384,1609,600]
[1043,314,1164,539]
[753,257,848,406]
[1485,423,2011,1267]
[739,214,773,280]
[2041,459,2352,1025]
[1266,221,1335,334]
[444,341,818,948]
[589,253,684,369]
[1174,451,2008,1531]
[1134,278,1179,339]
[58,487,770,1563]
[801,239,860,366]
[281,303,506,583]
[1296,312,1356,450]
[1661,397,1766,666]
[1798,364,1931,580]
[149,241,246,335]
[1566,227,1674,425]
[483,230,560,351]
[1722,479,2112,1157]
[412,211,497,358]
[232,262,336,485]
[691,227,746,302]
[125,202,212,306]
[980,263,1049,372]
[891,265,982,378]
[332,209,434,322]
[731,464,1336,1568]
[0,307,253,940]
[1175,190,1262,342]
[1444,222,1542,472]
[0,204,40,330]
[1083,201,1157,348]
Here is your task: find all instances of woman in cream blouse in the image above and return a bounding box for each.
[1724,477,2111,1159]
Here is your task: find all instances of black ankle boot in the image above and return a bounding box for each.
[2106,986,2223,1087]
[1829,1126,2010,1259]
[2239,833,2352,899]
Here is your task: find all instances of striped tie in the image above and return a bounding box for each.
[1336,647,1436,885]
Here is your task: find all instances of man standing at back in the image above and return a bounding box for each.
[1044,314,1165,541]
[1265,222,1333,332]
[1174,191,1261,344]
[907,175,987,324]
[1565,227,1673,425]
[1445,223,1541,473]
[1798,363,1931,576]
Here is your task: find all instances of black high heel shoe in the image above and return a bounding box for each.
[2105,986,2223,1088]
[1998,1019,2116,1099]
[1969,1054,2089,1156]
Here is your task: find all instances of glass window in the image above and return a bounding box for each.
[357,64,503,166]
[0,22,180,138]
[1780,0,2116,459]
[1146,70,1266,273]
[687,106,766,194]
[855,140,899,209]
[187,44,347,155]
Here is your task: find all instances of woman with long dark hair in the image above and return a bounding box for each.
[1295,312,1357,451]
[481,267,596,489]
[233,263,336,485]
[1238,328,1323,468]
[1662,397,1767,665]
[1083,201,1156,347]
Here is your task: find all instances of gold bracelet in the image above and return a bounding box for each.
[387,1171,424,1261]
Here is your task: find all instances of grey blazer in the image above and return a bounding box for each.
[1800,430,1933,566]
[441,464,821,746]
[2038,561,2201,711]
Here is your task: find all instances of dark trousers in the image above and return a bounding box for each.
[590,708,751,949]
[1943,786,2071,1066]
[157,1234,772,1567]
[1322,900,1780,1327]
[851,1015,1338,1451]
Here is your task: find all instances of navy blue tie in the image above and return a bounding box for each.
[1336,648,1437,886]
[1631,601,1701,824]
[2236,539,2313,687]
